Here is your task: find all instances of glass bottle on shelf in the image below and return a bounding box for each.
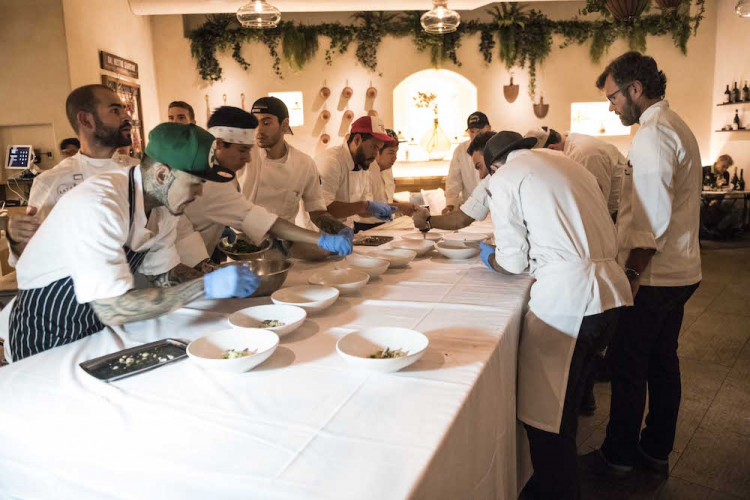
[744,82,750,102]
[725,84,732,104]
[733,82,741,103]
[731,167,740,190]
[734,110,742,130]
[739,169,746,191]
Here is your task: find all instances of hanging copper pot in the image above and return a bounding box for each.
[654,0,683,10]
[320,109,331,122]
[368,110,378,117]
[533,96,549,119]
[320,86,331,98]
[343,109,354,121]
[605,0,649,22]
[366,86,377,98]
[342,86,354,99]
[503,75,519,103]
[320,133,331,145]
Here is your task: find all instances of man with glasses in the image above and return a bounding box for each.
[582,52,702,479]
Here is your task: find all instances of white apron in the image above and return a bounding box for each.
[517,257,624,433]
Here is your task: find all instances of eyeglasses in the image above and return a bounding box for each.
[606,82,634,104]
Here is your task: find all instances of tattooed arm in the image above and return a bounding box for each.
[145,263,204,288]
[310,211,347,234]
[91,279,205,326]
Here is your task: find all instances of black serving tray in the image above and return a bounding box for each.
[79,338,188,383]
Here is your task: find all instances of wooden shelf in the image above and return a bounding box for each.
[717,101,750,107]
[715,129,750,133]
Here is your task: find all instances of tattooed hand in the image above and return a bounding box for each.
[146,263,204,288]
[195,258,219,274]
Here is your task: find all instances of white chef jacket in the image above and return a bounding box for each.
[563,133,626,215]
[445,141,480,207]
[15,166,181,304]
[616,100,702,287]
[238,143,327,223]
[487,149,632,433]
[314,142,373,226]
[174,179,279,267]
[459,175,491,222]
[7,151,137,266]
[358,161,397,224]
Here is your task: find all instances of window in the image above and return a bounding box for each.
[268,91,304,127]
[570,102,630,136]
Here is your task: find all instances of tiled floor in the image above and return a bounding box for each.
[572,246,750,499]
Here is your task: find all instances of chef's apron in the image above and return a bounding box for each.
[517,257,621,433]
[8,166,148,361]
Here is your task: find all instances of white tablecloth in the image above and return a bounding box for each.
[0,219,533,500]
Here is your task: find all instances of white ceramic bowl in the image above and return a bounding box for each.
[228,304,307,337]
[335,254,390,278]
[271,285,340,313]
[442,232,488,244]
[402,231,443,242]
[436,240,481,260]
[370,248,417,268]
[390,239,435,257]
[187,328,279,373]
[308,268,370,295]
[336,327,429,373]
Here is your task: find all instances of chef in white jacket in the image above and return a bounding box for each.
[314,116,398,229]
[6,84,137,266]
[174,106,352,269]
[480,131,632,499]
[442,111,491,214]
[526,127,626,220]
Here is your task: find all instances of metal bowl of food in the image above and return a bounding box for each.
[219,236,273,261]
[221,258,293,297]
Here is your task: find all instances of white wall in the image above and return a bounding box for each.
[0,0,73,173]
[61,0,162,139]
[151,1,718,162]
[710,0,750,171]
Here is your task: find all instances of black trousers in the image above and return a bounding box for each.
[601,283,700,466]
[524,308,622,500]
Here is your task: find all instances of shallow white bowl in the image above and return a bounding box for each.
[402,231,443,242]
[271,285,340,313]
[228,304,307,337]
[442,232,488,244]
[187,328,279,373]
[308,268,369,295]
[436,240,481,260]
[336,327,429,373]
[335,255,390,278]
[370,248,417,268]
[390,239,435,257]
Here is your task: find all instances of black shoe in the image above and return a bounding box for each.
[580,389,597,416]
[579,449,633,479]
[635,445,669,478]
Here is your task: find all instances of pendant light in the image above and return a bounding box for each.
[421,0,461,34]
[736,0,750,17]
[237,0,281,29]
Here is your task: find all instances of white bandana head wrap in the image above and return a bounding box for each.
[208,126,256,145]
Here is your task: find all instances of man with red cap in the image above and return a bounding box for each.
[314,116,398,228]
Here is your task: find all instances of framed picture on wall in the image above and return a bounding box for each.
[101,75,145,159]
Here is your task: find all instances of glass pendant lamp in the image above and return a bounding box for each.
[736,0,750,17]
[237,0,281,28]
[420,0,461,34]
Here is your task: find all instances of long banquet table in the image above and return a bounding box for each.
[0,218,533,500]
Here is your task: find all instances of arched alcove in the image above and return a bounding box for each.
[393,69,478,162]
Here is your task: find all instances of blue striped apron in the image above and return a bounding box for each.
[8,167,148,361]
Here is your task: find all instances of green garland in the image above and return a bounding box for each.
[188,1,705,99]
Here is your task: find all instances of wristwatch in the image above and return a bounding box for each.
[625,268,640,281]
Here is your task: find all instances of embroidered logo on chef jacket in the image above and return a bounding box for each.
[57,183,77,196]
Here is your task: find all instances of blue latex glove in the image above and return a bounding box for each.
[366,201,397,221]
[317,228,354,256]
[479,242,496,271]
[221,226,237,244]
[204,264,260,299]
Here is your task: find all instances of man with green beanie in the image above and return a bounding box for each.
[6,123,260,361]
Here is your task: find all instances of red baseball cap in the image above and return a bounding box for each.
[350,116,396,145]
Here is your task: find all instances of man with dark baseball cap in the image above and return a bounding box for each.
[480,130,632,499]
[314,116,399,229]
[444,111,492,214]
